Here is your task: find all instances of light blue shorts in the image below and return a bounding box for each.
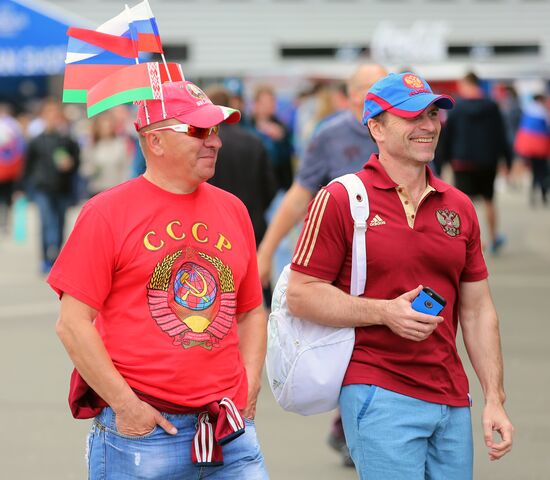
[339,384,473,480]
[87,406,269,479]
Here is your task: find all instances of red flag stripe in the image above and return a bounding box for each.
[63,64,127,91]
[138,32,163,53]
[67,27,136,58]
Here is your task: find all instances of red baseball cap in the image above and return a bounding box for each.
[135,81,241,131]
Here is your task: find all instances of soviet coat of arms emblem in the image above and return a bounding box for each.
[147,248,236,350]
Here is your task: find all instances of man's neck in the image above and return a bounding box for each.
[143,168,199,194]
[378,154,428,196]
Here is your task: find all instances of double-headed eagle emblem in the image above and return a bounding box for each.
[436,209,461,237]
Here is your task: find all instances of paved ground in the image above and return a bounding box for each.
[1,179,549,479]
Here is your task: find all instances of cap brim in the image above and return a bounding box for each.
[174,104,241,127]
[387,94,455,118]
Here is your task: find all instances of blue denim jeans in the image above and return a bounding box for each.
[87,407,268,479]
[32,190,71,267]
[340,384,473,480]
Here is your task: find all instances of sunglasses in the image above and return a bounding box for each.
[144,123,220,139]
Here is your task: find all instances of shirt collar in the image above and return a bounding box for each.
[363,154,450,192]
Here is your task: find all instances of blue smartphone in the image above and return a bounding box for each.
[411,287,446,316]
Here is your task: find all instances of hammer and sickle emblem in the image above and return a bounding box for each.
[178,270,208,301]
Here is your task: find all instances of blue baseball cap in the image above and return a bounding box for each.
[362,72,455,124]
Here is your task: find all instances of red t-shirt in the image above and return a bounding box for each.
[48,176,262,411]
[291,155,488,407]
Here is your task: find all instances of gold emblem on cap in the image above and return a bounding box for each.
[186,83,208,101]
[403,74,425,90]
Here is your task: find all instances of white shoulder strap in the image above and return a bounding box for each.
[330,173,369,296]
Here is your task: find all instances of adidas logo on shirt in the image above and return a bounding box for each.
[369,214,386,227]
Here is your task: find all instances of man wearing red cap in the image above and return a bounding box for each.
[49,81,269,479]
[287,72,514,479]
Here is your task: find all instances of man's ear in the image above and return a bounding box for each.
[367,118,383,143]
[143,131,164,156]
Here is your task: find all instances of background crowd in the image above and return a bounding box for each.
[1,73,549,277]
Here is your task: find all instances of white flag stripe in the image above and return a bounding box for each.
[65,52,96,64]
[65,6,129,65]
[128,0,151,21]
[97,8,129,35]
[145,0,155,17]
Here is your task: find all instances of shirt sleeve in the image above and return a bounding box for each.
[290,184,349,282]
[47,202,116,310]
[295,129,331,193]
[460,200,489,282]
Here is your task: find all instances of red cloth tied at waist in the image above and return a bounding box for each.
[192,398,245,466]
[68,369,245,466]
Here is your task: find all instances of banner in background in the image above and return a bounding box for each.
[0,0,81,76]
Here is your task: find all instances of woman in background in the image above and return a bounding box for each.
[82,111,130,197]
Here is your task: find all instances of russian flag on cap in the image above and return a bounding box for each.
[129,0,164,53]
[65,7,135,65]
[63,0,166,104]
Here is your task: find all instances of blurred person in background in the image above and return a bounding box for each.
[257,63,387,467]
[249,84,296,292]
[514,93,550,206]
[249,84,293,192]
[257,63,386,291]
[111,105,140,158]
[228,92,249,124]
[287,72,514,479]
[293,83,324,159]
[16,98,80,273]
[495,84,522,152]
[317,81,349,126]
[206,85,278,304]
[293,81,349,159]
[0,104,25,234]
[81,111,131,197]
[495,84,524,187]
[437,72,512,255]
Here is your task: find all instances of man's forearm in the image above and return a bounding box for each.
[459,281,506,404]
[237,305,267,416]
[462,308,506,404]
[56,296,138,412]
[286,271,386,328]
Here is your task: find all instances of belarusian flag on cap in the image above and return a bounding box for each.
[86,62,183,117]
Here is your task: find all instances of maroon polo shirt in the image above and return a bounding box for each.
[291,154,488,407]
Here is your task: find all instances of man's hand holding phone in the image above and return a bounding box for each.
[382,285,445,342]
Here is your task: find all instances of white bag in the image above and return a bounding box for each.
[266,174,369,415]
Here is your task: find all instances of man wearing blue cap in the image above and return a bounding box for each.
[287,72,514,479]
